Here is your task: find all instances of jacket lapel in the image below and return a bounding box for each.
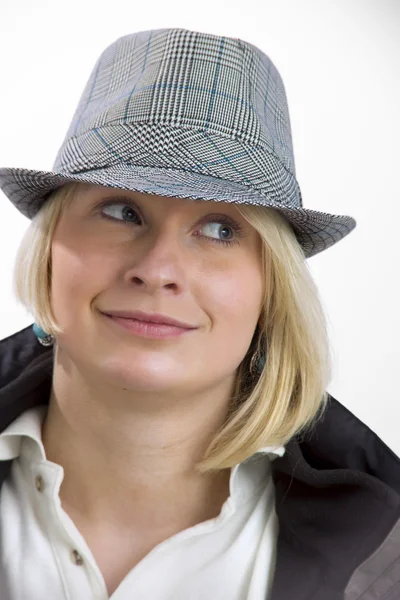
[269,398,400,599]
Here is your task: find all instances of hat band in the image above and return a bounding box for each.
[54,122,302,207]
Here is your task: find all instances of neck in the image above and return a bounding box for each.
[41,351,234,530]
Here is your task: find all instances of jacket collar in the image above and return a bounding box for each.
[1,325,400,599]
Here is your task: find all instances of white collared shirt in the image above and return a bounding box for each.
[0,405,285,600]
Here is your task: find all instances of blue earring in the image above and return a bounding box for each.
[32,323,54,347]
[257,353,266,373]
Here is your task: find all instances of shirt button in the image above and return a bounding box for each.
[35,474,45,493]
[71,549,84,566]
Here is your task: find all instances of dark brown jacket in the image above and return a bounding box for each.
[1,325,400,599]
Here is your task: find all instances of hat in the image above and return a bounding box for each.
[0,28,356,259]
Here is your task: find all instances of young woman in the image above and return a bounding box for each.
[0,27,399,600]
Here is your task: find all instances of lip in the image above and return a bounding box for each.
[101,311,196,340]
[101,310,197,329]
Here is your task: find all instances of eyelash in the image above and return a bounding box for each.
[95,198,243,247]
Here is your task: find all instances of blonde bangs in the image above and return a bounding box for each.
[13,182,79,336]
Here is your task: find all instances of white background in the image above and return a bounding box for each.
[0,0,399,452]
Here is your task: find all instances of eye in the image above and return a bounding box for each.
[196,216,243,247]
[98,200,142,225]
[201,222,234,241]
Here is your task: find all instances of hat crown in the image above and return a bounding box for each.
[54,28,297,183]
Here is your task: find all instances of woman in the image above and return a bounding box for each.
[0,27,399,600]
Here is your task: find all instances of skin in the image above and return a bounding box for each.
[41,182,264,591]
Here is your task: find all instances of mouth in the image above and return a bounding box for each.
[100,310,198,340]
[102,310,196,329]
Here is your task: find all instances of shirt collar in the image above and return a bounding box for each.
[0,405,285,507]
[0,405,48,462]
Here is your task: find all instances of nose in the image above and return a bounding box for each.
[123,225,188,295]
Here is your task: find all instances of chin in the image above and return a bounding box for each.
[94,354,184,391]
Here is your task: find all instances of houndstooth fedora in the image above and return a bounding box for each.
[0,27,356,258]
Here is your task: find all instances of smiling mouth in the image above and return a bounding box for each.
[102,313,196,340]
[102,309,196,329]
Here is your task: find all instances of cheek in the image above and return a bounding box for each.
[198,270,262,373]
[50,239,114,324]
[202,262,263,344]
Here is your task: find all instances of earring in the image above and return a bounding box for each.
[249,326,267,376]
[257,352,266,373]
[32,323,54,347]
[250,348,267,376]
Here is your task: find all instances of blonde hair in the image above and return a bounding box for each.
[13,182,332,473]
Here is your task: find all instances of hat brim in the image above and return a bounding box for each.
[0,164,356,259]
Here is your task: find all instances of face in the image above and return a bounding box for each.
[50,183,264,397]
